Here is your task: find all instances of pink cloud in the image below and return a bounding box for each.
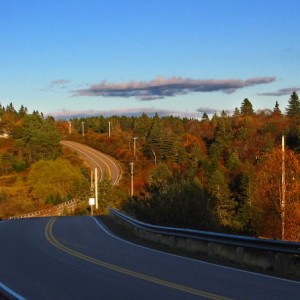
[72,76,276,100]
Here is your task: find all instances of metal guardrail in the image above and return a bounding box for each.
[8,198,81,219]
[110,208,300,255]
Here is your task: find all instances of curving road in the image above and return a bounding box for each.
[60,141,121,185]
[0,217,300,299]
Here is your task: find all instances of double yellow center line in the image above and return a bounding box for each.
[45,218,230,300]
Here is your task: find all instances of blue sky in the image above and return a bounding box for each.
[1,0,300,119]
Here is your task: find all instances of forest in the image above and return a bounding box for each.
[1,92,300,241]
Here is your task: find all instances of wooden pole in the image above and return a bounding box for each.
[130,162,134,197]
[281,135,286,240]
[95,168,98,210]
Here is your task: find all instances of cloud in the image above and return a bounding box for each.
[258,87,300,96]
[48,107,202,120]
[43,79,71,91]
[72,76,276,100]
[196,107,219,115]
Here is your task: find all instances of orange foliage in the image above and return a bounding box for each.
[55,120,70,136]
[183,133,207,153]
[253,147,300,241]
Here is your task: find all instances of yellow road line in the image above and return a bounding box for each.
[45,218,231,300]
[77,146,112,179]
[61,142,113,180]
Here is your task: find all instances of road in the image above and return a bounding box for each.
[60,141,121,185]
[0,217,299,299]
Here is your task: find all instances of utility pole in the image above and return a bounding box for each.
[130,162,134,197]
[68,121,72,134]
[95,168,98,210]
[108,121,111,138]
[132,137,138,159]
[281,135,286,240]
[81,122,85,137]
[90,170,94,191]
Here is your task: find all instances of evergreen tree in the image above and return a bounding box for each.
[221,110,227,117]
[235,167,255,234]
[187,144,202,179]
[133,113,152,138]
[240,98,254,116]
[207,167,237,228]
[202,112,209,121]
[215,112,233,144]
[167,119,185,162]
[144,118,163,160]
[273,101,282,115]
[20,114,61,162]
[286,91,300,117]
[6,102,16,113]
[233,107,240,117]
[18,105,28,118]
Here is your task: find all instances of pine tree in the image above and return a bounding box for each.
[273,101,282,115]
[18,105,28,118]
[144,118,163,160]
[133,113,151,138]
[233,107,240,117]
[202,112,209,121]
[240,98,254,116]
[6,102,16,113]
[286,91,300,117]
[207,168,237,228]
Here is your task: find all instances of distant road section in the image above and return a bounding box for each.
[60,141,121,185]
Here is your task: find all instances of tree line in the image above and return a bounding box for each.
[1,93,300,241]
[66,92,300,241]
[0,105,90,217]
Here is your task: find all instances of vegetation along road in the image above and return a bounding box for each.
[60,140,122,185]
[0,217,299,299]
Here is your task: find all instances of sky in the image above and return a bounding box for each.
[1,0,300,119]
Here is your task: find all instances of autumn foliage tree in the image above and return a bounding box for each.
[28,159,89,206]
[252,146,300,240]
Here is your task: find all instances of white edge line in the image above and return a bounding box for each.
[92,217,300,285]
[61,141,120,185]
[61,142,104,181]
[61,141,121,185]
[71,142,121,185]
[0,282,26,300]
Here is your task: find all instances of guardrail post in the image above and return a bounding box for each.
[236,247,244,265]
[208,242,214,257]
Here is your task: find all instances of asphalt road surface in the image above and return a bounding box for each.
[0,217,300,299]
[60,141,121,185]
